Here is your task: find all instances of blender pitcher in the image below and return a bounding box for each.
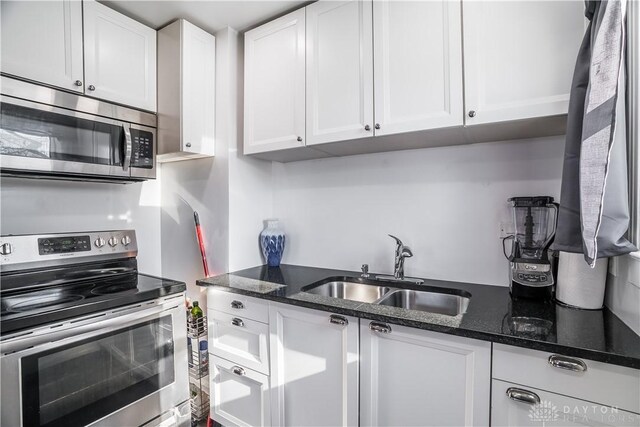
[510,197,558,260]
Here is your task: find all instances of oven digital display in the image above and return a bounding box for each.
[38,236,91,255]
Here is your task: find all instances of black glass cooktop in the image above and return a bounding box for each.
[1,271,185,335]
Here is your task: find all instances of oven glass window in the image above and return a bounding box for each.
[0,102,123,166]
[21,316,175,427]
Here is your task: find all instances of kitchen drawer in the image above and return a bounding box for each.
[209,309,270,374]
[207,289,269,323]
[492,379,640,426]
[493,344,640,414]
[211,356,271,427]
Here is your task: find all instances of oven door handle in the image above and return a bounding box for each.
[0,298,182,355]
[123,123,133,171]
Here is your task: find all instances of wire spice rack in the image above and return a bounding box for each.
[187,315,210,424]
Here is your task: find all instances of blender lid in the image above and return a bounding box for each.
[508,196,555,207]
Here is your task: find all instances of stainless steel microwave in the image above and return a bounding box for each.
[0,77,156,182]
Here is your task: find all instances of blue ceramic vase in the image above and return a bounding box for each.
[260,219,285,267]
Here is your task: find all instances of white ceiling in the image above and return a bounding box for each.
[100,0,308,34]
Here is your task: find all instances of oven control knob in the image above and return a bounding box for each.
[121,236,131,246]
[95,237,106,248]
[108,237,118,247]
[0,243,13,255]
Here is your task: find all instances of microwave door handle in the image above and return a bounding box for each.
[122,123,132,171]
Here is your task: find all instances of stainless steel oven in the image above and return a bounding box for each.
[1,295,189,427]
[1,229,188,426]
[0,77,156,182]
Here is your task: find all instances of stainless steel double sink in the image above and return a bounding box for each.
[301,277,470,316]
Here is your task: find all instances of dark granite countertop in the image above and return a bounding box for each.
[197,264,640,370]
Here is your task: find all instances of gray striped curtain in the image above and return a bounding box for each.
[553,0,637,266]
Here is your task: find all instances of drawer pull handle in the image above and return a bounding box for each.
[232,366,245,376]
[369,322,392,334]
[329,315,348,326]
[506,387,540,405]
[548,355,587,372]
[231,317,244,327]
[230,300,244,309]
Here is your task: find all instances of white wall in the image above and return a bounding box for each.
[159,27,273,306]
[272,136,565,286]
[228,27,274,272]
[0,176,163,275]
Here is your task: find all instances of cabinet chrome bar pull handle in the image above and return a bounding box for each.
[230,300,244,309]
[232,366,245,376]
[369,322,391,334]
[231,317,244,327]
[329,315,348,326]
[506,387,540,405]
[548,355,587,372]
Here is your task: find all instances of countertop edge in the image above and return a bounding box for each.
[197,278,640,370]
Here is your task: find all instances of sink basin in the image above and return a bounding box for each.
[303,279,392,303]
[377,289,470,316]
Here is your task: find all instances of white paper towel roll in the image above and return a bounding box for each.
[556,252,608,309]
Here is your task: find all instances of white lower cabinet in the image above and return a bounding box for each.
[360,320,491,426]
[211,355,271,427]
[208,309,270,374]
[491,379,640,427]
[269,303,359,426]
[207,296,636,427]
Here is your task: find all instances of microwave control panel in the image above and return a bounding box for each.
[131,129,154,169]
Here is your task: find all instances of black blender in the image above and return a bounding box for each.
[503,196,558,300]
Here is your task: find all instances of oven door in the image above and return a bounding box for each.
[0,294,188,427]
[0,96,140,180]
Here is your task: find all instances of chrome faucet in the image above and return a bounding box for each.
[374,235,424,285]
[389,234,413,279]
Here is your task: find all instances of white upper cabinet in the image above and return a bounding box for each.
[244,9,306,154]
[1,0,84,93]
[373,0,464,136]
[83,0,157,112]
[305,0,374,145]
[158,19,215,162]
[462,0,585,125]
[360,321,491,426]
[269,303,359,427]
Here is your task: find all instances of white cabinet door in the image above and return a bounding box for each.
[244,9,305,154]
[462,0,585,125]
[373,0,463,135]
[211,356,271,427]
[158,19,215,161]
[269,303,359,427]
[360,321,491,426]
[0,0,83,92]
[83,0,157,111]
[491,380,640,427]
[305,0,374,145]
[182,21,215,157]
